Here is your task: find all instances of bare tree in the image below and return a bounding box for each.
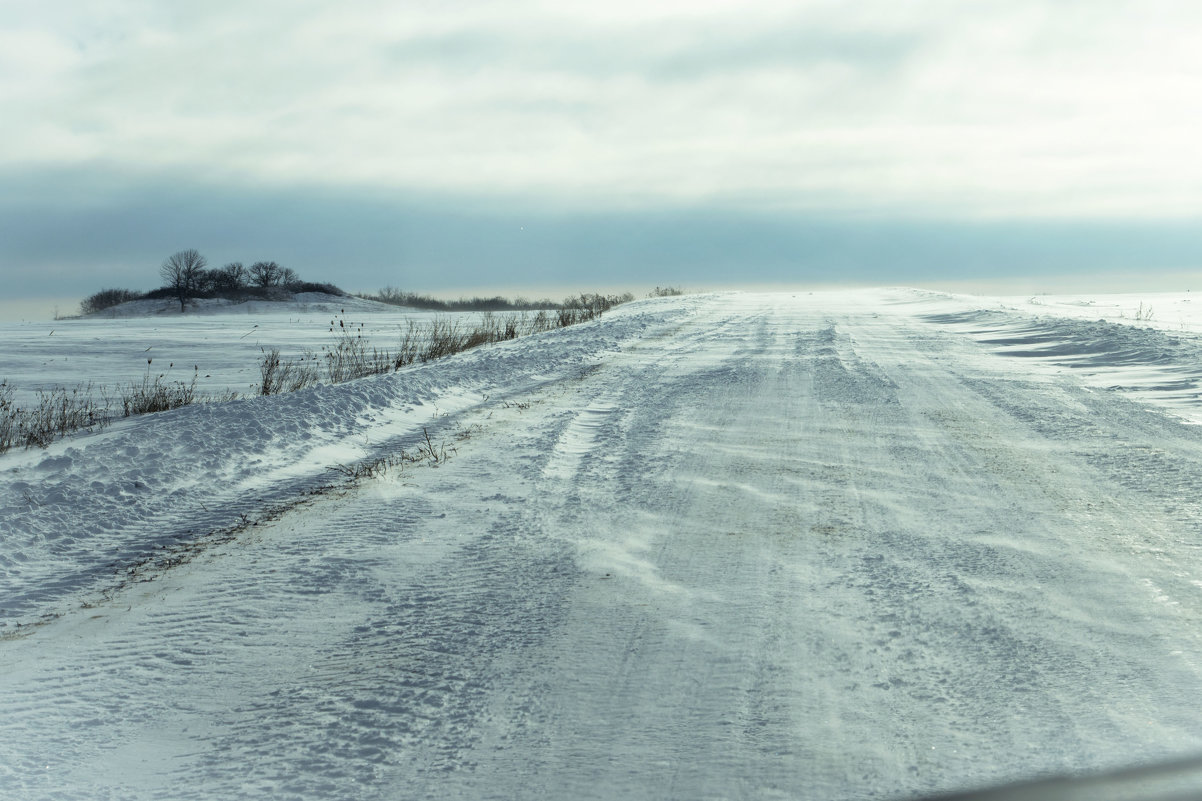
[80,288,140,315]
[249,261,282,288]
[280,267,299,289]
[159,249,207,312]
[212,262,247,293]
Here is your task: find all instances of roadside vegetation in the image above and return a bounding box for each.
[358,287,558,311]
[3,291,634,455]
[0,367,193,454]
[1,381,106,452]
[256,300,625,396]
[358,287,636,313]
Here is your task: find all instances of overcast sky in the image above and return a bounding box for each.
[4,0,1202,316]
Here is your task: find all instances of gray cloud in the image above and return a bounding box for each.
[384,19,920,82]
[4,166,1202,302]
[5,0,1201,217]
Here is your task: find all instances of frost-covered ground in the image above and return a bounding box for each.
[5,288,1202,800]
[0,293,461,407]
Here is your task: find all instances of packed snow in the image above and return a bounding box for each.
[4,288,1202,799]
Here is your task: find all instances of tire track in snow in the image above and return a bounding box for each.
[0,347,644,798]
[7,294,1202,799]
[0,300,688,628]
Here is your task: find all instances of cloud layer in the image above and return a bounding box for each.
[7,0,1202,218]
[6,167,1202,305]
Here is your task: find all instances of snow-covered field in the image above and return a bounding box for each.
[5,288,1202,799]
[0,293,461,408]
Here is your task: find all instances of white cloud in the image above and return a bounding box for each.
[4,0,1202,217]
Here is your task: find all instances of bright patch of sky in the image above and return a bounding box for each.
[2,0,1202,309]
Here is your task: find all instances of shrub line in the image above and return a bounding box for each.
[2,292,633,454]
[256,296,631,396]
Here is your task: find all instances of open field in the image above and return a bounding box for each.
[0,294,480,408]
[4,289,1202,799]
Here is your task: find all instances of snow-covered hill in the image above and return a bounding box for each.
[82,291,406,318]
[5,289,1202,799]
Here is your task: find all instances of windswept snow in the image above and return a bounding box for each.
[906,290,1202,418]
[2,296,448,408]
[5,289,1202,799]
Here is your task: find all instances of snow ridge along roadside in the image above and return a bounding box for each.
[0,298,695,627]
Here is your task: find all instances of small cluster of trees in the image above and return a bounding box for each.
[79,288,143,315]
[80,250,345,315]
[159,250,305,312]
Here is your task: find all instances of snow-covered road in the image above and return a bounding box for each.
[5,291,1202,799]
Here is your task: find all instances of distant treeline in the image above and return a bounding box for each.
[80,249,650,317]
[357,287,636,313]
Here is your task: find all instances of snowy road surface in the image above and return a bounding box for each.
[5,290,1202,799]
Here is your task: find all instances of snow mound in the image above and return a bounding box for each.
[82,292,408,318]
[922,306,1202,413]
